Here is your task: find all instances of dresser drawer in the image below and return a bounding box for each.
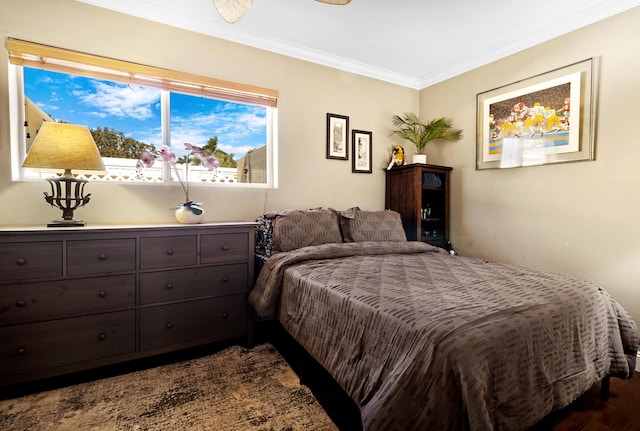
[0,310,135,378]
[0,241,62,282]
[139,295,246,351]
[0,275,135,324]
[67,239,136,275]
[140,236,197,269]
[201,232,249,264]
[139,264,248,305]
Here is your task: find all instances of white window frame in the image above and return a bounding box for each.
[8,38,278,189]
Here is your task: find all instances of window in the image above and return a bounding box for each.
[8,39,278,187]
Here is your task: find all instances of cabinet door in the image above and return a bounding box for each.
[139,295,246,350]
[385,168,421,240]
[201,232,249,264]
[140,236,197,269]
[139,264,248,304]
[0,310,135,378]
[0,241,62,282]
[421,174,448,247]
[0,275,135,324]
[67,239,136,275]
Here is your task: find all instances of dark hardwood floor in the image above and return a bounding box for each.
[528,375,640,431]
[262,322,640,431]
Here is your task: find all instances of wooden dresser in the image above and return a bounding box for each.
[0,222,256,387]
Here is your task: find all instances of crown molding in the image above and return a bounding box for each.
[79,0,640,90]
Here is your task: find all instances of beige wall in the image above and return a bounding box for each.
[1,1,637,324]
[420,7,640,324]
[0,0,416,226]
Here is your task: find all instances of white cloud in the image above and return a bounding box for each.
[171,103,266,152]
[35,101,59,112]
[74,82,160,121]
[58,75,266,158]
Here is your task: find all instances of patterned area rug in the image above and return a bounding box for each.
[0,343,338,431]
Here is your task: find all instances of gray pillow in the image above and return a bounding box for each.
[339,208,407,242]
[271,209,342,252]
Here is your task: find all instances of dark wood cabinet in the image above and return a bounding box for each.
[385,163,452,249]
[0,222,255,387]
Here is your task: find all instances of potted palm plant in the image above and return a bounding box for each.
[391,113,463,164]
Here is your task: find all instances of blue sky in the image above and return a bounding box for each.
[24,68,267,159]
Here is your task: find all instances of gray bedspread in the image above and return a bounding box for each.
[248,241,639,431]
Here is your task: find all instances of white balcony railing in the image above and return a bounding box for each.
[24,157,239,184]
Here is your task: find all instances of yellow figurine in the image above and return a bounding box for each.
[387,145,406,170]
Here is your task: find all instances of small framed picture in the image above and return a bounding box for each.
[326,113,349,160]
[352,130,372,173]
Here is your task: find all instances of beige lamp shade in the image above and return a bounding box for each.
[22,122,105,173]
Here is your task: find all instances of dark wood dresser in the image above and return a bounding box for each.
[0,222,256,387]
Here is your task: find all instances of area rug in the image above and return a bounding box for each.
[0,343,339,431]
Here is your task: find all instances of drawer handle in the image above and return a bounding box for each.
[16,258,26,266]
[222,312,229,319]
[222,276,229,283]
[98,290,108,298]
[166,249,174,255]
[16,299,26,308]
[166,283,174,290]
[16,347,26,356]
[222,245,230,251]
[98,253,108,260]
[166,322,173,329]
[98,333,107,341]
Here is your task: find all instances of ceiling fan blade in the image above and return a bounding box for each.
[213,0,253,23]
[316,0,351,4]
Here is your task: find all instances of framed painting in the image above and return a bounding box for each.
[352,129,372,173]
[476,58,597,170]
[326,113,349,160]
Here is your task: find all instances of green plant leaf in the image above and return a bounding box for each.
[390,113,463,153]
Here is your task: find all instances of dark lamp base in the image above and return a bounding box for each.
[43,173,91,228]
[47,218,85,228]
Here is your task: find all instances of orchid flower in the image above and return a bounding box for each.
[136,143,219,211]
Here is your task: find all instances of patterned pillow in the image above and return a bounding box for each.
[270,209,343,252]
[339,208,407,242]
[254,214,276,273]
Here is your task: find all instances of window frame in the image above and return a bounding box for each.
[8,38,278,188]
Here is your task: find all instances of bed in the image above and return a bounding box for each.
[248,208,639,431]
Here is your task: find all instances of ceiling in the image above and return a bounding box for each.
[79,0,640,89]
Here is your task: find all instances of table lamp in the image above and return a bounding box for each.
[22,122,106,227]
